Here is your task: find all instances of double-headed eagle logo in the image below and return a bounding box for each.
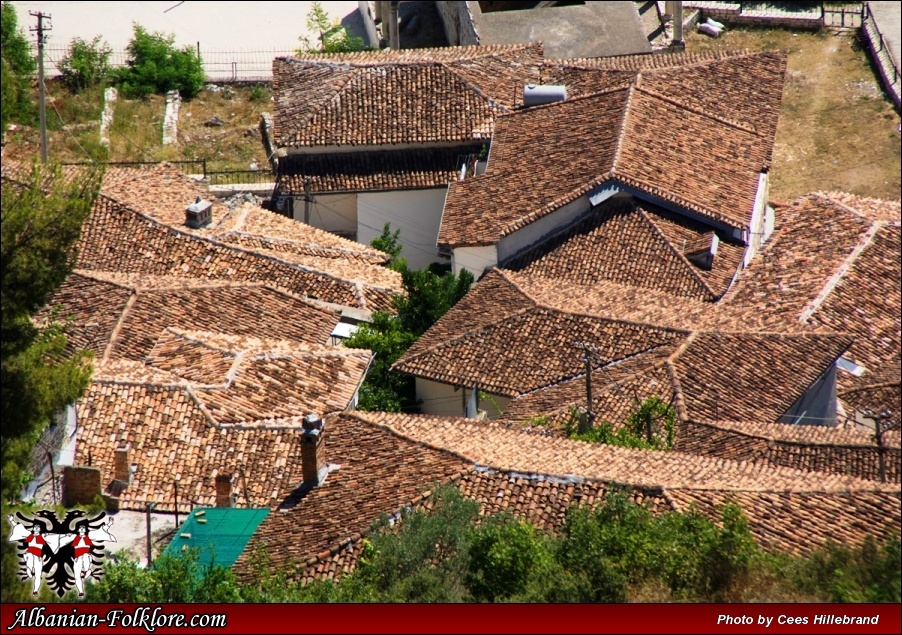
[7,510,116,599]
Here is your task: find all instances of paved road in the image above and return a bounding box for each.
[868,2,901,73]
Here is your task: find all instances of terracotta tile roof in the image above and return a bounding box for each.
[74,327,373,512]
[439,51,784,248]
[46,270,342,361]
[665,489,901,556]
[77,194,401,311]
[675,418,900,484]
[394,271,688,396]
[439,89,766,246]
[502,198,746,300]
[234,410,898,582]
[549,50,785,144]
[274,146,483,194]
[273,44,543,147]
[234,413,470,576]
[672,331,852,422]
[839,378,902,429]
[396,269,849,419]
[355,412,895,494]
[75,382,308,511]
[502,330,852,426]
[723,192,901,392]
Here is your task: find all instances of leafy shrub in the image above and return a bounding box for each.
[567,396,676,450]
[298,1,367,53]
[59,36,112,92]
[465,515,554,602]
[1,3,36,130]
[114,24,204,100]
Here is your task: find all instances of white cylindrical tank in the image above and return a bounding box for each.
[523,84,568,107]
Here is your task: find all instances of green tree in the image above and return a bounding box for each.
[298,1,367,54]
[343,224,473,412]
[114,24,204,99]
[0,2,34,75]
[59,36,112,93]
[1,2,36,132]
[1,164,101,501]
[566,396,676,451]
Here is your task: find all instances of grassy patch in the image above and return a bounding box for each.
[3,82,272,172]
[686,28,901,201]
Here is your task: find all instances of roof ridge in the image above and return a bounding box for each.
[810,191,899,224]
[101,292,138,364]
[637,208,719,301]
[664,359,688,422]
[610,85,636,174]
[100,194,397,293]
[797,219,883,324]
[839,380,902,394]
[633,85,759,136]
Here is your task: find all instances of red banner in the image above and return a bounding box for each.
[1,603,899,634]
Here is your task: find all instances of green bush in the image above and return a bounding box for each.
[1,3,36,131]
[114,24,204,100]
[566,396,676,450]
[59,36,111,92]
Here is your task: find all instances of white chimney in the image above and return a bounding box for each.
[185,196,213,228]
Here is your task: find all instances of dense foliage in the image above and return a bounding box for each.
[566,397,677,450]
[114,24,204,99]
[1,165,101,602]
[59,36,112,93]
[1,2,36,132]
[1,164,101,500]
[88,488,901,604]
[343,224,473,412]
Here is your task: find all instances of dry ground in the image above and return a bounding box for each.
[3,82,273,172]
[687,27,901,201]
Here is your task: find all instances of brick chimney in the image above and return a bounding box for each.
[215,473,233,507]
[301,414,327,486]
[113,445,131,484]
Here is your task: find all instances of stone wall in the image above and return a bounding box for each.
[675,419,900,483]
[686,2,824,30]
[434,1,479,46]
[62,466,102,507]
[26,416,70,478]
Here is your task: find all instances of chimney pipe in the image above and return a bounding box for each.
[215,473,233,507]
[114,445,131,484]
[301,413,327,486]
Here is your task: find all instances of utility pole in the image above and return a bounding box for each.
[303,178,313,225]
[863,409,897,484]
[579,343,594,433]
[173,479,180,528]
[145,502,156,567]
[29,11,52,164]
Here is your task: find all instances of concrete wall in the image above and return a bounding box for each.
[453,244,498,279]
[293,193,358,238]
[497,192,595,265]
[358,189,448,270]
[435,1,480,46]
[357,1,381,48]
[744,172,770,266]
[415,377,510,419]
[779,364,837,427]
[417,377,466,417]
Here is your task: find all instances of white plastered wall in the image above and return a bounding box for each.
[358,189,448,270]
